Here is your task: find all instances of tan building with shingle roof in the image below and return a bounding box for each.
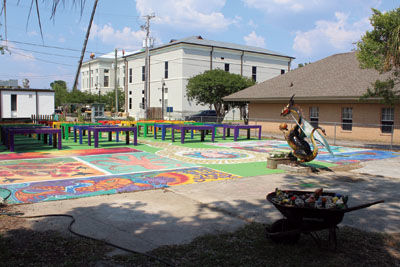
[224,52,399,144]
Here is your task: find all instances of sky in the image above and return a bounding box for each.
[0,0,399,89]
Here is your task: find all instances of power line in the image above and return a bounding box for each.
[0,73,74,78]
[6,39,108,55]
[8,49,75,66]
[10,46,81,59]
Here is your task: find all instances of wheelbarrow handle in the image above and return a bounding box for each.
[344,200,385,213]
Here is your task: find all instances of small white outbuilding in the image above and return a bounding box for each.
[0,88,55,120]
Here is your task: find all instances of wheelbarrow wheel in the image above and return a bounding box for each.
[266,219,301,244]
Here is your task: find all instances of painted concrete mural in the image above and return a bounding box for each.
[3,167,240,204]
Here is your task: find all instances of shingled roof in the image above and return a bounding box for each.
[224,52,393,103]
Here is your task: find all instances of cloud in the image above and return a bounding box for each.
[244,31,266,48]
[242,0,384,15]
[135,0,233,31]
[248,19,257,28]
[90,24,146,50]
[58,36,66,43]
[292,12,371,56]
[242,0,314,13]
[27,31,38,37]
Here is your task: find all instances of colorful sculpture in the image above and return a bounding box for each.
[279,95,333,162]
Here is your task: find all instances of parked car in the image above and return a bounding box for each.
[185,110,218,122]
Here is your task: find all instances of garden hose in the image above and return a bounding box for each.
[0,188,175,267]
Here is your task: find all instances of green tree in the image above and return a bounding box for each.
[357,8,400,105]
[100,89,125,112]
[297,62,311,68]
[186,69,255,121]
[50,80,68,108]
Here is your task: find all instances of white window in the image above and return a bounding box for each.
[381,108,394,133]
[342,107,353,131]
[309,107,319,128]
[11,95,17,111]
[252,66,257,81]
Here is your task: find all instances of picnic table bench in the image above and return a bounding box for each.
[60,122,102,140]
[7,127,62,152]
[87,126,137,148]
[73,124,117,144]
[222,124,262,141]
[171,124,215,144]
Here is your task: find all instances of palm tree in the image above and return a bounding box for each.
[1,1,86,40]
[1,0,98,91]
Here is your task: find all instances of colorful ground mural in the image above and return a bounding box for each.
[78,152,196,174]
[210,140,366,155]
[147,139,269,164]
[0,158,105,184]
[181,150,249,160]
[210,140,400,165]
[0,147,141,160]
[1,138,399,205]
[315,150,400,165]
[2,167,240,204]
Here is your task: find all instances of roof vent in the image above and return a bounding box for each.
[290,82,294,87]
[197,35,203,40]
[169,39,177,43]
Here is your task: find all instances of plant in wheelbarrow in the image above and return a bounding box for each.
[265,188,384,248]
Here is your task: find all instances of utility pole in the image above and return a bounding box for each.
[0,22,10,55]
[72,0,98,91]
[141,14,155,119]
[161,78,165,119]
[114,48,118,117]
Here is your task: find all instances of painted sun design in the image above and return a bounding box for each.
[181,150,248,159]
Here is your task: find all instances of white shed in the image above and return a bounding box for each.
[0,88,55,120]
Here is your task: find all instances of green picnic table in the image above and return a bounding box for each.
[60,122,102,140]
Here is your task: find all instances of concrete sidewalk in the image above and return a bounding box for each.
[13,156,400,253]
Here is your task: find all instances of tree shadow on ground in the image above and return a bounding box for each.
[277,172,400,233]
[1,192,399,266]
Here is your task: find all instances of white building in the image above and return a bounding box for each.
[81,36,294,119]
[80,50,134,95]
[0,88,55,120]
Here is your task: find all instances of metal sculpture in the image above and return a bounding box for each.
[279,95,333,162]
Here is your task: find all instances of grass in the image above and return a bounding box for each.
[1,213,399,266]
[201,162,285,176]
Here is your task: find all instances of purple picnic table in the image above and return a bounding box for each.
[171,124,215,144]
[7,128,62,152]
[222,124,262,141]
[87,126,137,148]
[73,124,117,144]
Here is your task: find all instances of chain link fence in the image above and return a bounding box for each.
[247,117,399,150]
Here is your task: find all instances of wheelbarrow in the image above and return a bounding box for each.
[265,190,384,248]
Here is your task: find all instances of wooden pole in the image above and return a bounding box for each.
[72,0,98,91]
